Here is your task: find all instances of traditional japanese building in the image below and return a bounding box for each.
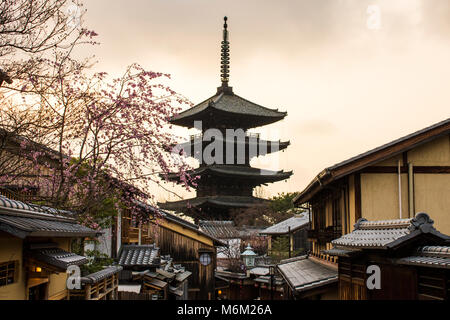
[158,17,292,221]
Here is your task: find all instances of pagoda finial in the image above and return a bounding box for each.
[220,16,230,88]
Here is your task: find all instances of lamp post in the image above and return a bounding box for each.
[241,244,257,269]
[269,265,274,300]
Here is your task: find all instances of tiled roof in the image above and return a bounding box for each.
[159,195,269,211]
[0,195,99,238]
[172,92,287,124]
[260,212,310,235]
[199,220,240,239]
[81,266,123,284]
[249,267,270,276]
[254,275,284,286]
[277,256,337,293]
[118,245,160,267]
[26,247,88,270]
[331,213,449,249]
[165,165,292,183]
[396,246,450,269]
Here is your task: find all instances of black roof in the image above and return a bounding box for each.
[117,244,160,267]
[327,213,450,254]
[199,220,240,239]
[164,165,292,184]
[158,195,269,211]
[81,266,123,284]
[396,246,450,269]
[171,91,287,129]
[26,246,88,270]
[0,196,99,239]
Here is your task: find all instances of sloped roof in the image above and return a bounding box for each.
[164,165,292,183]
[397,246,450,269]
[260,212,310,235]
[294,118,450,205]
[277,256,337,293]
[118,244,160,267]
[26,247,88,270]
[81,266,123,284]
[0,196,99,239]
[158,195,269,211]
[171,92,287,127]
[199,220,240,239]
[329,213,449,252]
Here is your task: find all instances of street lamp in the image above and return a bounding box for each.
[269,265,275,300]
[241,244,257,268]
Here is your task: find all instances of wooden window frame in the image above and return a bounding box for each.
[0,260,19,287]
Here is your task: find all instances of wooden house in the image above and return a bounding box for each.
[116,244,191,300]
[113,203,223,300]
[325,213,449,300]
[0,195,99,300]
[294,118,450,263]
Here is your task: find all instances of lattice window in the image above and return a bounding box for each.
[0,261,18,286]
[199,253,212,266]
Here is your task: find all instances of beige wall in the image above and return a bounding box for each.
[0,233,26,300]
[360,134,450,234]
[361,173,409,221]
[408,135,450,166]
[0,235,73,300]
[415,174,450,234]
[47,238,70,300]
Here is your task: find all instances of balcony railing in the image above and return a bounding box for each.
[189,132,260,141]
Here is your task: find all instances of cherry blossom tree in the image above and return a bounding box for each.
[0,0,194,229]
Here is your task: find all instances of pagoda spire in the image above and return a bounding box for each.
[220,16,231,90]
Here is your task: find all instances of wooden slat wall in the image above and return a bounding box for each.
[156,225,216,300]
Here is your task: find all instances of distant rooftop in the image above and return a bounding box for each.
[260,212,310,235]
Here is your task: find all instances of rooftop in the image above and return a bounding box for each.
[199,220,240,239]
[396,246,450,269]
[158,195,269,211]
[260,212,310,235]
[171,91,287,129]
[164,165,292,184]
[26,245,88,270]
[329,213,449,251]
[277,255,338,293]
[0,195,99,239]
[117,244,160,267]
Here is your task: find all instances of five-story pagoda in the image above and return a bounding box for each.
[159,17,292,221]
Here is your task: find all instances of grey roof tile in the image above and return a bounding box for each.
[199,220,240,239]
[26,247,88,270]
[81,266,123,284]
[331,213,449,249]
[277,256,337,292]
[118,245,160,267]
[396,245,450,269]
[172,92,286,122]
[260,213,310,235]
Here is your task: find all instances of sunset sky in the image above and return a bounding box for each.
[79,0,450,201]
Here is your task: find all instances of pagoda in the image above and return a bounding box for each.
[159,17,292,221]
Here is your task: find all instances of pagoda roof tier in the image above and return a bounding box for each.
[178,135,290,158]
[170,91,287,129]
[158,195,269,212]
[162,165,293,184]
